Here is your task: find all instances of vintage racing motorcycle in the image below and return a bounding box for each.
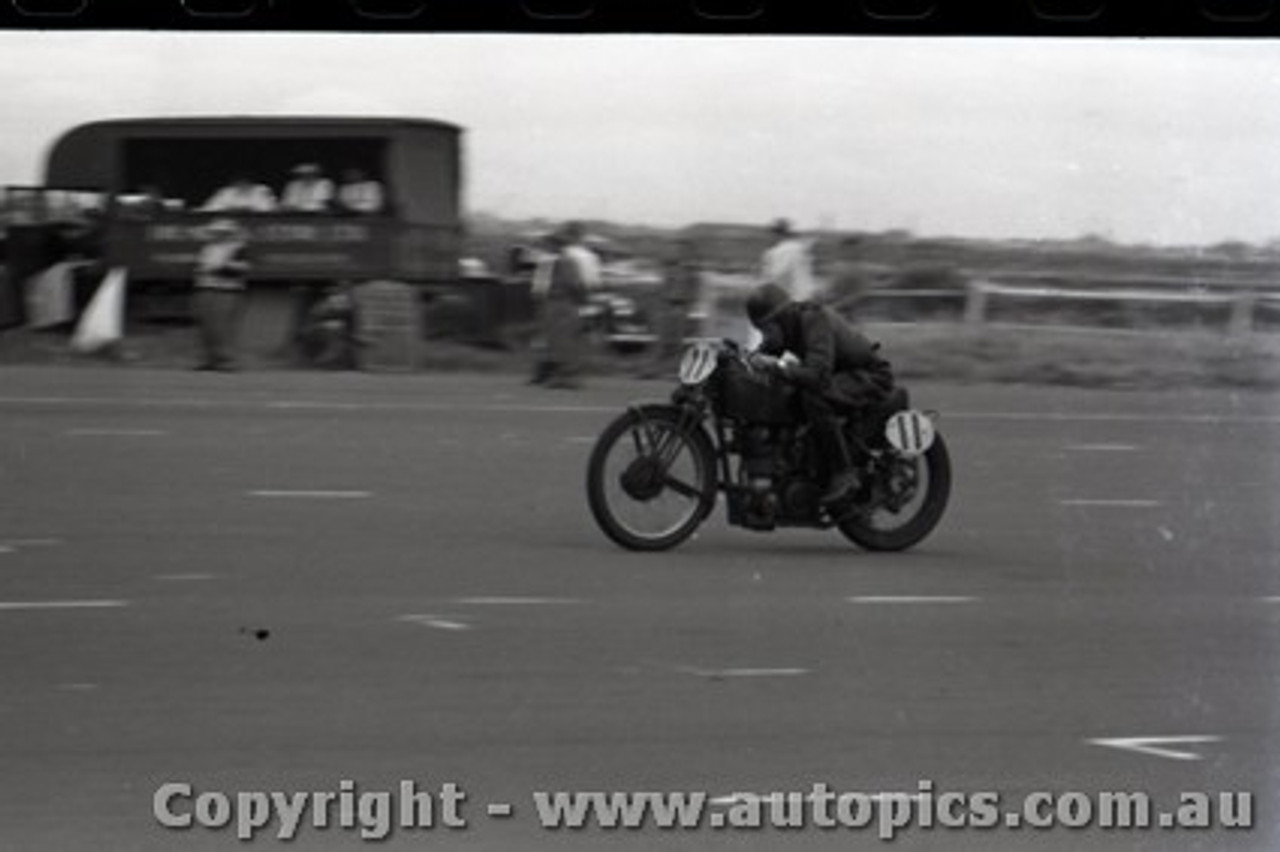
[586,340,951,552]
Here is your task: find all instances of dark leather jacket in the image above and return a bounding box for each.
[757,302,884,393]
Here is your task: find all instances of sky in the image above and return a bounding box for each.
[2,33,1279,246]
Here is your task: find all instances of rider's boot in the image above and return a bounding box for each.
[817,420,860,505]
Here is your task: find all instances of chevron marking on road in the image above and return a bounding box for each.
[1088,735,1222,761]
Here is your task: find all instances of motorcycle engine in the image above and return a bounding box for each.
[778,478,822,520]
[737,426,780,530]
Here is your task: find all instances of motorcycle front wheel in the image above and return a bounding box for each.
[838,432,952,552]
[586,406,718,551]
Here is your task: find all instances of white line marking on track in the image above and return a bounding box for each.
[952,411,1280,425]
[154,574,216,582]
[65,428,168,437]
[565,436,596,444]
[1064,444,1140,452]
[452,597,583,606]
[399,615,472,631]
[680,666,809,679]
[1088,735,1222,761]
[58,683,99,692]
[5,395,1280,424]
[1260,597,1280,604]
[1059,499,1162,508]
[0,546,13,555]
[848,596,978,604]
[3,539,62,548]
[248,490,371,499]
[0,600,129,611]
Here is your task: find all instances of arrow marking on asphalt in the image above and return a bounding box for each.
[1088,735,1222,761]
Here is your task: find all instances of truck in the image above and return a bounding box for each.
[4,115,474,362]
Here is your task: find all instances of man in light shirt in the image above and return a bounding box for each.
[760,218,817,302]
[529,223,591,389]
[192,218,252,372]
[560,221,602,290]
[281,163,335,213]
[336,168,386,215]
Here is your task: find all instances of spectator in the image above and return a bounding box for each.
[561,222,603,290]
[529,224,590,389]
[336,168,386,215]
[192,218,251,372]
[281,163,335,213]
[760,218,818,302]
[200,175,277,213]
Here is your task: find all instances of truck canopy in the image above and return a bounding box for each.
[45,116,463,227]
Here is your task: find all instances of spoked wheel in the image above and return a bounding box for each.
[586,406,717,551]
[838,432,952,552]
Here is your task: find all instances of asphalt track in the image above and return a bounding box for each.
[0,366,1277,851]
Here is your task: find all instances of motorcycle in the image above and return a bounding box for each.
[586,340,951,552]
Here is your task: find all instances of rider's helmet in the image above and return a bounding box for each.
[746,283,792,328]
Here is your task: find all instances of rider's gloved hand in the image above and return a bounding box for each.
[748,352,792,381]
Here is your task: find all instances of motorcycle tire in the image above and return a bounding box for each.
[838,432,952,552]
[586,405,718,552]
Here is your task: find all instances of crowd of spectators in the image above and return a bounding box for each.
[199,163,386,215]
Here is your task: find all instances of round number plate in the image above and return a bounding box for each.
[885,410,936,457]
[678,342,718,385]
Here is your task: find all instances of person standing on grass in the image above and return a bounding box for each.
[192,218,251,372]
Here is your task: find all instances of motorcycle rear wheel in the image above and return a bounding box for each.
[586,406,717,551]
[838,432,951,552]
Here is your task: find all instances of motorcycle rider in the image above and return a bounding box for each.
[745,282,895,505]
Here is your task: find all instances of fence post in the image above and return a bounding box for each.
[964,280,989,327]
[1228,291,1255,337]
